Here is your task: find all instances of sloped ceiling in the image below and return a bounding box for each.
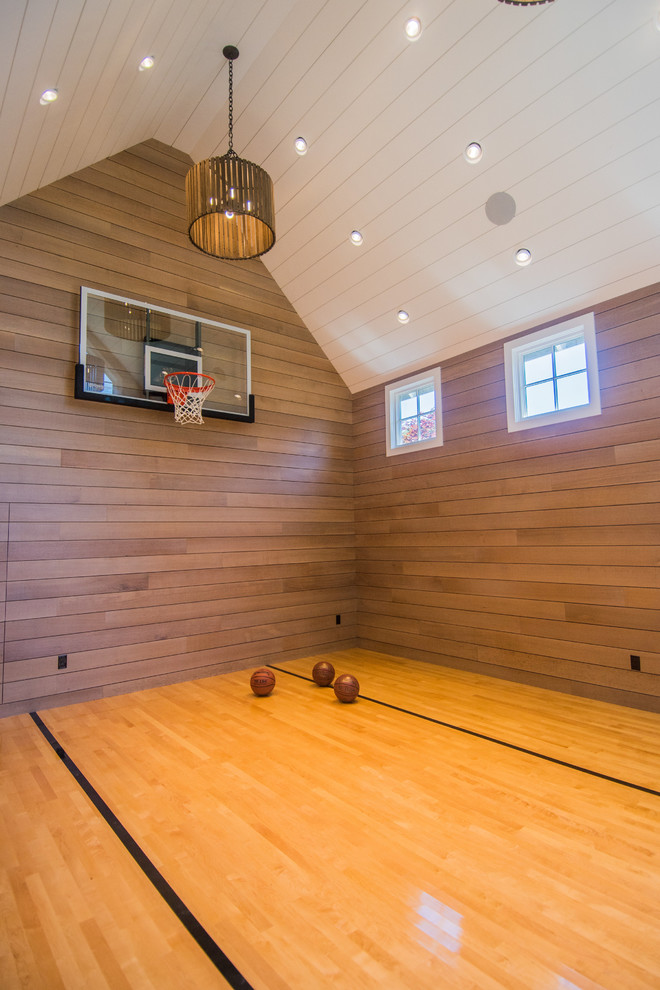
[2,0,660,393]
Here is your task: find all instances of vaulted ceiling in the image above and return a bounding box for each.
[2,0,660,393]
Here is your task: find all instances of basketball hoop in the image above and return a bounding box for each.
[164,372,216,425]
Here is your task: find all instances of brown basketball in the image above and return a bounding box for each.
[250,668,276,696]
[312,660,335,686]
[333,673,359,703]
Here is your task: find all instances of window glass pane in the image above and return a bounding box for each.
[399,418,419,444]
[399,393,418,419]
[418,386,435,414]
[525,380,555,417]
[504,314,599,433]
[386,367,442,454]
[555,338,586,377]
[420,412,436,440]
[557,371,589,410]
[523,350,553,385]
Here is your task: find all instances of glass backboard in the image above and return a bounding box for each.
[76,287,253,421]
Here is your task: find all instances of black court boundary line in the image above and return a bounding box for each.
[29,712,255,990]
[267,666,660,798]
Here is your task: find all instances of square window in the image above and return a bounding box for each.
[504,314,600,432]
[385,367,443,456]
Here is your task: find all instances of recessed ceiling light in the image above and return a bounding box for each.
[397,310,410,323]
[350,230,363,245]
[515,248,532,266]
[464,142,483,163]
[404,17,422,40]
[294,136,308,155]
[39,89,58,105]
[139,56,155,71]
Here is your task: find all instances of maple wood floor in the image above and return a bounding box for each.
[2,648,659,989]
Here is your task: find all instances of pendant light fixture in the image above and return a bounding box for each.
[498,1,554,5]
[186,46,275,261]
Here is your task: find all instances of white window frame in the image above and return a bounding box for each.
[503,313,601,433]
[385,367,443,456]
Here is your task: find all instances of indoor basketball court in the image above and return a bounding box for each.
[1,9,659,987]
[2,648,659,989]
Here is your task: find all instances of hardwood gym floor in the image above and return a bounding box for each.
[2,648,659,989]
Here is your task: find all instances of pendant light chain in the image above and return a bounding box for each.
[227,56,235,156]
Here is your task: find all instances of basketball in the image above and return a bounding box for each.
[312,660,335,686]
[333,673,359,703]
[250,668,276,696]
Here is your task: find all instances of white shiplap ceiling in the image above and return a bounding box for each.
[2,0,660,393]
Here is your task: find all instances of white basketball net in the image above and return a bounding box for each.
[164,373,216,425]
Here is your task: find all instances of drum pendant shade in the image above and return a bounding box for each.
[186,46,275,261]
[187,153,275,260]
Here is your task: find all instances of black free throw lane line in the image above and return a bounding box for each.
[29,712,255,990]
[267,666,660,798]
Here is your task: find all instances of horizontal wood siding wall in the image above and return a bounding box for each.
[0,140,355,716]
[353,284,660,711]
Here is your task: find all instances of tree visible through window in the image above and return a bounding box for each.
[398,383,436,445]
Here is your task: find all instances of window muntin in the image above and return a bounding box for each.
[504,314,600,432]
[522,337,589,418]
[385,368,442,456]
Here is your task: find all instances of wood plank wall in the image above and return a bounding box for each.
[0,140,356,717]
[353,283,660,712]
